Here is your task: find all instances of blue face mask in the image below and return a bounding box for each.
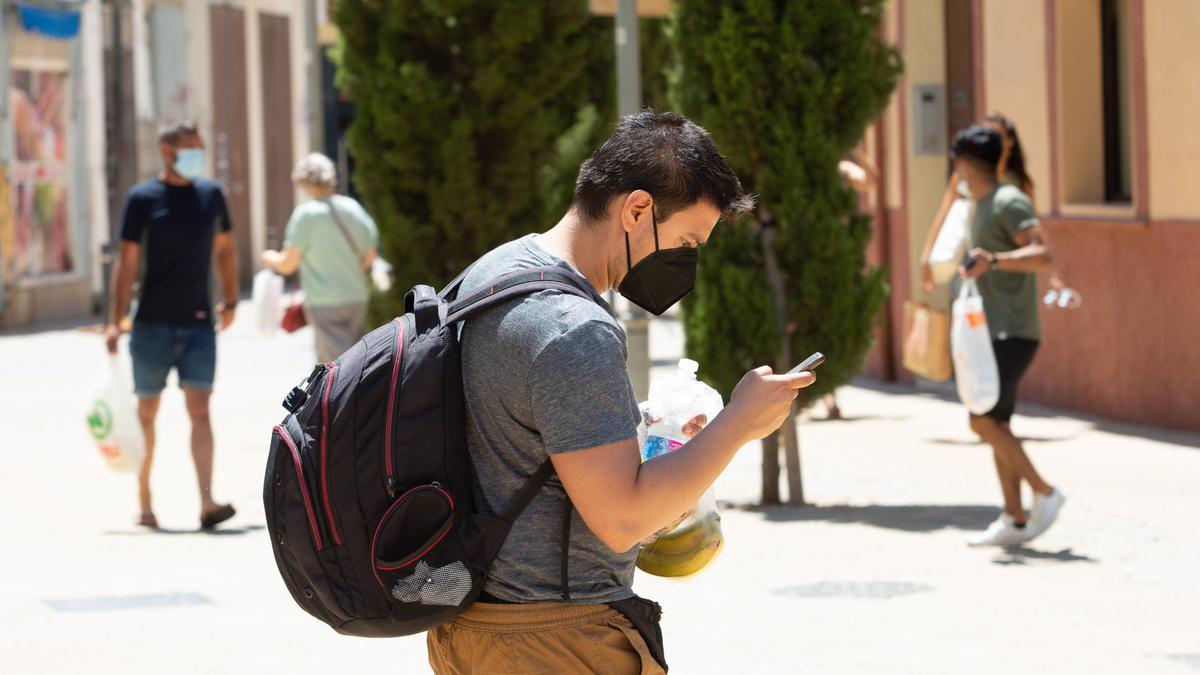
[172,148,205,180]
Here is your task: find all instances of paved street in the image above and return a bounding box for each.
[1,313,1197,674]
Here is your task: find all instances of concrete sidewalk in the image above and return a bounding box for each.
[1,315,1197,674]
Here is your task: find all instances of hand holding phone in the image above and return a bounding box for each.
[787,352,825,375]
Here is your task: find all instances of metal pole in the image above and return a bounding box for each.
[615,0,652,402]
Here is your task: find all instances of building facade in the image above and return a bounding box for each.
[0,0,319,328]
[865,0,1200,432]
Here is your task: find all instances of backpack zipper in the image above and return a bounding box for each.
[320,360,344,546]
[383,317,407,498]
[273,425,325,551]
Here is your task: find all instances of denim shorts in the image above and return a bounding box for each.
[129,322,217,398]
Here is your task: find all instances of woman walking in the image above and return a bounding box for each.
[262,153,379,362]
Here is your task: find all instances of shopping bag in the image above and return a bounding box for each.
[281,296,307,333]
[950,279,1000,414]
[370,257,393,292]
[929,198,970,285]
[252,269,285,337]
[903,301,952,381]
[86,357,146,474]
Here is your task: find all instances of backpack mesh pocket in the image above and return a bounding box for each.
[371,484,477,608]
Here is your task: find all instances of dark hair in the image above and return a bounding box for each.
[950,125,1003,174]
[572,110,754,223]
[985,113,1034,194]
[158,120,199,145]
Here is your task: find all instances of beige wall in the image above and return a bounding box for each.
[1056,0,1105,205]
[982,0,1051,211]
[904,0,947,304]
[184,0,311,268]
[1145,0,1200,220]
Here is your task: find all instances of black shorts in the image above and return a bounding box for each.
[980,338,1039,423]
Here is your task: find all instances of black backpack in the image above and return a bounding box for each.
[263,266,594,637]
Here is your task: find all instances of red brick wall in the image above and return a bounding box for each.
[1021,218,1200,431]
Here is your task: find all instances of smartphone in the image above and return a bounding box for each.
[787,352,825,375]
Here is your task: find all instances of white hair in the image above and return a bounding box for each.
[292,153,337,189]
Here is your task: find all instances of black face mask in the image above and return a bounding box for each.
[617,210,698,316]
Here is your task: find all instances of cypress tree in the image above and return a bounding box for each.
[671,0,901,504]
[333,1,611,308]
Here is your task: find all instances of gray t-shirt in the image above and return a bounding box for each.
[459,234,641,604]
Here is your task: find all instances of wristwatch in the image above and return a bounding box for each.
[222,299,239,310]
[986,251,998,269]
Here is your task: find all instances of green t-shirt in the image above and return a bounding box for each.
[283,195,379,307]
[970,184,1041,341]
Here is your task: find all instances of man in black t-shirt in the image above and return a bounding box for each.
[104,121,238,530]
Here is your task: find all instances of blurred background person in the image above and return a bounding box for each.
[261,153,379,363]
[951,125,1064,547]
[824,147,880,420]
[921,113,1034,293]
[104,121,238,530]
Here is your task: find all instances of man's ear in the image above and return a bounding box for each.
[621,190,653,233]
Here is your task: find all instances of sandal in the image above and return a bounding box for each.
[200,504,236,530]
[136,512,159,528]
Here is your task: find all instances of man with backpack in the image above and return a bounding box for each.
[105,121,237,530]
[426,111,815,672]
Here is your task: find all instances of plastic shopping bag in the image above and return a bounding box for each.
[929,198,970,285]
[635,398,724,579]
[252,269,285,337]
[86,357,145,474]
[950,279,1000,414]
[370,257,394,292]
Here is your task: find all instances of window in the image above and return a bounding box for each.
[1057,0,1131,207]
[1101,0,1131,203]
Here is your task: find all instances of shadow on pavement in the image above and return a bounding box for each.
[852,377,1200,449]
[927,434,1076,445]
[103,524,265,537]
[805,414,911,424]
[725,503,1000,532]
[991,546,1097,565]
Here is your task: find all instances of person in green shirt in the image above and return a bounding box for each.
[262,153,379,362]
[952,125,1066,547]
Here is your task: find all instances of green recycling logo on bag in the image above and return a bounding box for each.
[87,400,114,441]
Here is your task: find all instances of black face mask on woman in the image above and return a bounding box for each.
[617,209,698,316]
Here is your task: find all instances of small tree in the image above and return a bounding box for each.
[671,0,901,504]
[334,1,611,304]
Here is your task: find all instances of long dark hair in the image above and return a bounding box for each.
[985,113,1033,195]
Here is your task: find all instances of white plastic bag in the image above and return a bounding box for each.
[252,269,285,337]
[370,257,393,292]
[634,361,726,579]
[86,357,146,474]
[951,279,1000,414]
[929,198,970,285]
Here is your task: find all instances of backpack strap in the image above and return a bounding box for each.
[444,267,596,325]
[499,459,556,523]
[438,262,476,301]
[560,498,572,601]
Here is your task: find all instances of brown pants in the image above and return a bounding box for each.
[427,602,666,674]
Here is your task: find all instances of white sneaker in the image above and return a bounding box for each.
[1026,488,1066,541]
[967,514,1031,547]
